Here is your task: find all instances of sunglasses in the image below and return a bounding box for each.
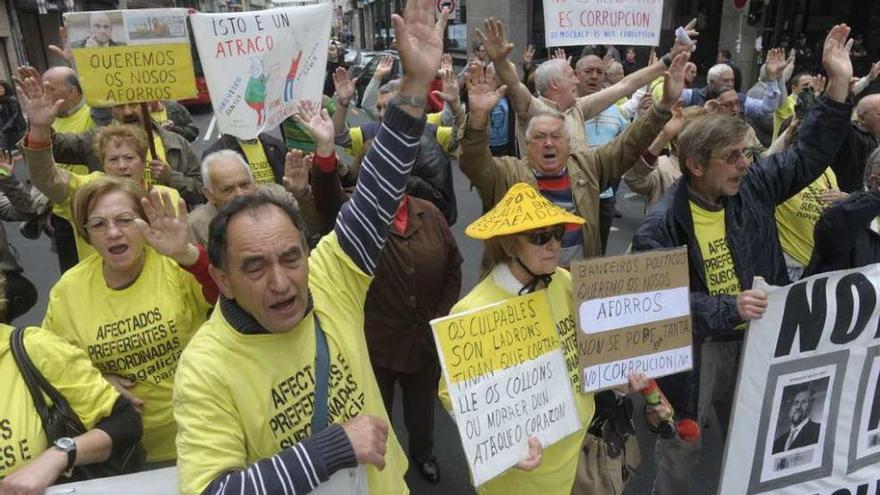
[521,225,566,246]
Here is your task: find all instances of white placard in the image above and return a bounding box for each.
[190,5,332,140]
[542,0,664,48]
[719,265,880,494]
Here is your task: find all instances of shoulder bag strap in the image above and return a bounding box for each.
[311,314,331,434]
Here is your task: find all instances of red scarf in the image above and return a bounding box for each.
[393,194,409,234]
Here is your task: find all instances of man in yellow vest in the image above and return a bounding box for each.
[49,102,204,206]
[42,66,96,271]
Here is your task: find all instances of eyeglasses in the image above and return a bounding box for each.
[521,225,566,246]
[84,212,138,234]
[711,147,754,165]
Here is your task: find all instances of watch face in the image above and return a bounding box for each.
[55,437,76,451]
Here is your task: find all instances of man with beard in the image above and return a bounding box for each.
[773,387,821,453]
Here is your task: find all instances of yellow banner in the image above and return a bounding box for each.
[73,43,196,106]
[432,291,560,385]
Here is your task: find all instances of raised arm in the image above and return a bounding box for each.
[15,66,71,204]
[459,64,508,205]
[478,18,534,117]
[580,20,697,118]
[332,0,447,275]
[332,67,355,137]
[742,48,786,119]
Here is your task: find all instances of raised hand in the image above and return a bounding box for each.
[373,55,394,82]
[465,63,507,120]
[763,48,788,80]
[294,100,335,156]
[333,67,355,107]
[48,25,73,64]
[659,52,689,110]
[282,150,311,197]
[431,68,460,105]
[440,53,453,73]
[823,24,854,84]
[812,74,827,95]
[0,150,14,177]
[392,0,449,94]
[149,159,172,186]
[648,47,658,67]
[659,101,687,140]
[15,66,62,129]
[134,188,195,265]
[552,47,571,65]
[522,44,535,67]
[476,18,514,63]
[869,61,880,81]
[670,18,698,57]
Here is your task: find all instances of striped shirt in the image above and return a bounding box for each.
[536,169,584,268]
[201,102,425,495]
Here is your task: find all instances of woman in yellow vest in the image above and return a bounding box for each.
[0,273,142,491]
[35,176,215,465]
[438,183,598,494]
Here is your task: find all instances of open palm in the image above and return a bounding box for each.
[392,0,449,86]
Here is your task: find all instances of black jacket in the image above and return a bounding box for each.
[202,133,287,185]
[804,190,880,276]
[772,420,821,454]
[631,97,853,418]
[831,121,879,193]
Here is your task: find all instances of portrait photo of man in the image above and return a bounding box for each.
[773,385,823,454]
[71,12,126,48]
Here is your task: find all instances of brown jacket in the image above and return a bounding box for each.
[460,104,671,263]
[363,196,463,372]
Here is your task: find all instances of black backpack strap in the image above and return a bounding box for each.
[8,327,86,440]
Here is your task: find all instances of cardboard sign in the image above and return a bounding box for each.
[542,0,664,48]
[190,5,331,140]
[431,291,582,486]
[572,247,692,393]
[720,266,880,494]
[67,9,196,106]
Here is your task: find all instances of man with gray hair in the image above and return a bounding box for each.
[632,25,854,494]
[478,17,696,153]
[678,49,789,119]
[188,145,339,248]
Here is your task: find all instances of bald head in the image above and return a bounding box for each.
[42,66,83,113]
[575,55,605,96]
[858,94,880,136]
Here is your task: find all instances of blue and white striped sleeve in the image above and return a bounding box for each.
[334,102,426,275]
[201,424,356,495]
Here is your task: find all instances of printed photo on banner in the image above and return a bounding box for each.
[68,11,127,48]
[125,13,188,44]
[848,345,880,472]
[756,360,840,488]
[572,247,692,393]
[431,291,582,486]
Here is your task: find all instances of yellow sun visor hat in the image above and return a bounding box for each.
[465,183,586,240]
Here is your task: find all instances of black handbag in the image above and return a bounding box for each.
[9,327,146,481]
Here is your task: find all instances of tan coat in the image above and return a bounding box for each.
[623,155,682,212]
[460,104,671,265]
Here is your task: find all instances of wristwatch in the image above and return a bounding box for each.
[53,437,77,475]
[392,94,427,109]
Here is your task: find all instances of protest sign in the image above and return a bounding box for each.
[572,248,692,393]
[67,9,196,106]
[431,291,582,486]
[47,466,367,495]
[191,5,332,140]
[719,265,880,494]
[542,0,664,48]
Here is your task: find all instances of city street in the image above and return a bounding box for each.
[9,105,724,494]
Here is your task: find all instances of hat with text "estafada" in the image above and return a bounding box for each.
[465,182,585,240]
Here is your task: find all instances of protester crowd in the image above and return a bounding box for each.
[1,0,878,493]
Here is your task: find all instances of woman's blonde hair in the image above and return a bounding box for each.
[72,176,146,244]
[92,123,149,164]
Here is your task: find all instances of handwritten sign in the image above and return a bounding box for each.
[572,248,692,393]
[542,0,664,48]
[66,9,196,106]
[190,5,331,140]
[431,291,581,486]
